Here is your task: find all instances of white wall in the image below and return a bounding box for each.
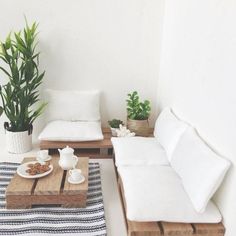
[0,0,164,143]
[158,0,236,235]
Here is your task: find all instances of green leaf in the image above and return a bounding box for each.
[0,66,11,77]
[0,106,3,116]
[5,33,12,49]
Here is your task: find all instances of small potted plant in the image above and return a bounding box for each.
[108,119,124,136]
[0,21,46,153]
[126,91,151,136]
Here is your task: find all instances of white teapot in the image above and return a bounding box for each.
[58,146,78,170]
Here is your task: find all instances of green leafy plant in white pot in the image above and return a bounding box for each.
[0,21,46,153]
[126,91,151,136]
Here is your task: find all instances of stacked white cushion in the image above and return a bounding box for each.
[111,137,169,166]
[154,108,188,161]
[38,120,104,141]
[118,165,222,222]
[171,127,230,213]
[45,89,101,122]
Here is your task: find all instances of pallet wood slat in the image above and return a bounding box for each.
[193,223,225,236]
[128,221,162,236]
[64,158,89,195]
[117,176,225,236]
[34,157,64,195]
[6,157,35,196]
[6,156,89,209]
[161,222,193,235]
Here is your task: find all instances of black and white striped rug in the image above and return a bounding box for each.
[0,162,107,236]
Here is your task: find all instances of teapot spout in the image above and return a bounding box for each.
[58,149,62,154]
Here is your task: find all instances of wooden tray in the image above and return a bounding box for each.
[6,156,89,209]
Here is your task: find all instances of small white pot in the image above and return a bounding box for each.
[6,130,32,154]
[110,127,119,137]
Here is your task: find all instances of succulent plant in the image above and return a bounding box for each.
[108,119,124,128]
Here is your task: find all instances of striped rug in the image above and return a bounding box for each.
[0,162,107,236]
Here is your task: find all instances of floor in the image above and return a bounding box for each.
[0,143,127,236]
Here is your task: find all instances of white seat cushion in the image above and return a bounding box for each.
[45,89,101,121]
[154,108,188,161]
[111,137,169,166]
[118,165,222,222]
[38,120,104,141]
[171,127,230,213]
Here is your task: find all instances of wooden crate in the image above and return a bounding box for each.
[118,177,225,236]
[6,156,89,209]
[40,128,113,158]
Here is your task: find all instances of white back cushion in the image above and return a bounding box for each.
[154,108,188,161]
[45,89,100,121]
[171,127,230,213]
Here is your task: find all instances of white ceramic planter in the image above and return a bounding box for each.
[6,130,32,154]
[110,127,119,137]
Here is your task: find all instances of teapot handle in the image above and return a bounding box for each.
[73,155,78,168]
[69,169,73,176]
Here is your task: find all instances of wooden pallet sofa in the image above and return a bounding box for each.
[118,177,225,236]
[40,128,113,158]
[38,90,114,158]
[112,108,230,236]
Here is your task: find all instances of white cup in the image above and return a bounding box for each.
[37,150,49,161]
[69,169,82,182]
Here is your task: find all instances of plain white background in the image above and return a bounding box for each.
[0,0,164,144]
[158,0,236,235]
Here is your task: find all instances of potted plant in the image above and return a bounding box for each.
[108,119,124,136]
[0,21,46,153]
[126,91,151,136]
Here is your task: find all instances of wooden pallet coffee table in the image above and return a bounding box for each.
[6,156,89,209]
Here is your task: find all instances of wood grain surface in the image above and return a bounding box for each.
[6,155,89,209]
[6,157,36,196]
[34,157,64,195]
[63,157,89,195]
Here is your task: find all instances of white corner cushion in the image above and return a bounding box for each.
[171,127,231,213]
[118,165,222,223]
[38,120,104,141]
[154,107,188,161]
[45,89,101,122]
[111,137,169,167]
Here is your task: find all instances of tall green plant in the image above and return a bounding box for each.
[0,21,46,132]
[126,91,151,120]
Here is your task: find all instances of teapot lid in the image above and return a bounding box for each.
[61,146,74,154]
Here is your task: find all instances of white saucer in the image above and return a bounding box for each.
[68,175,85,184]
[36,155,52,162]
